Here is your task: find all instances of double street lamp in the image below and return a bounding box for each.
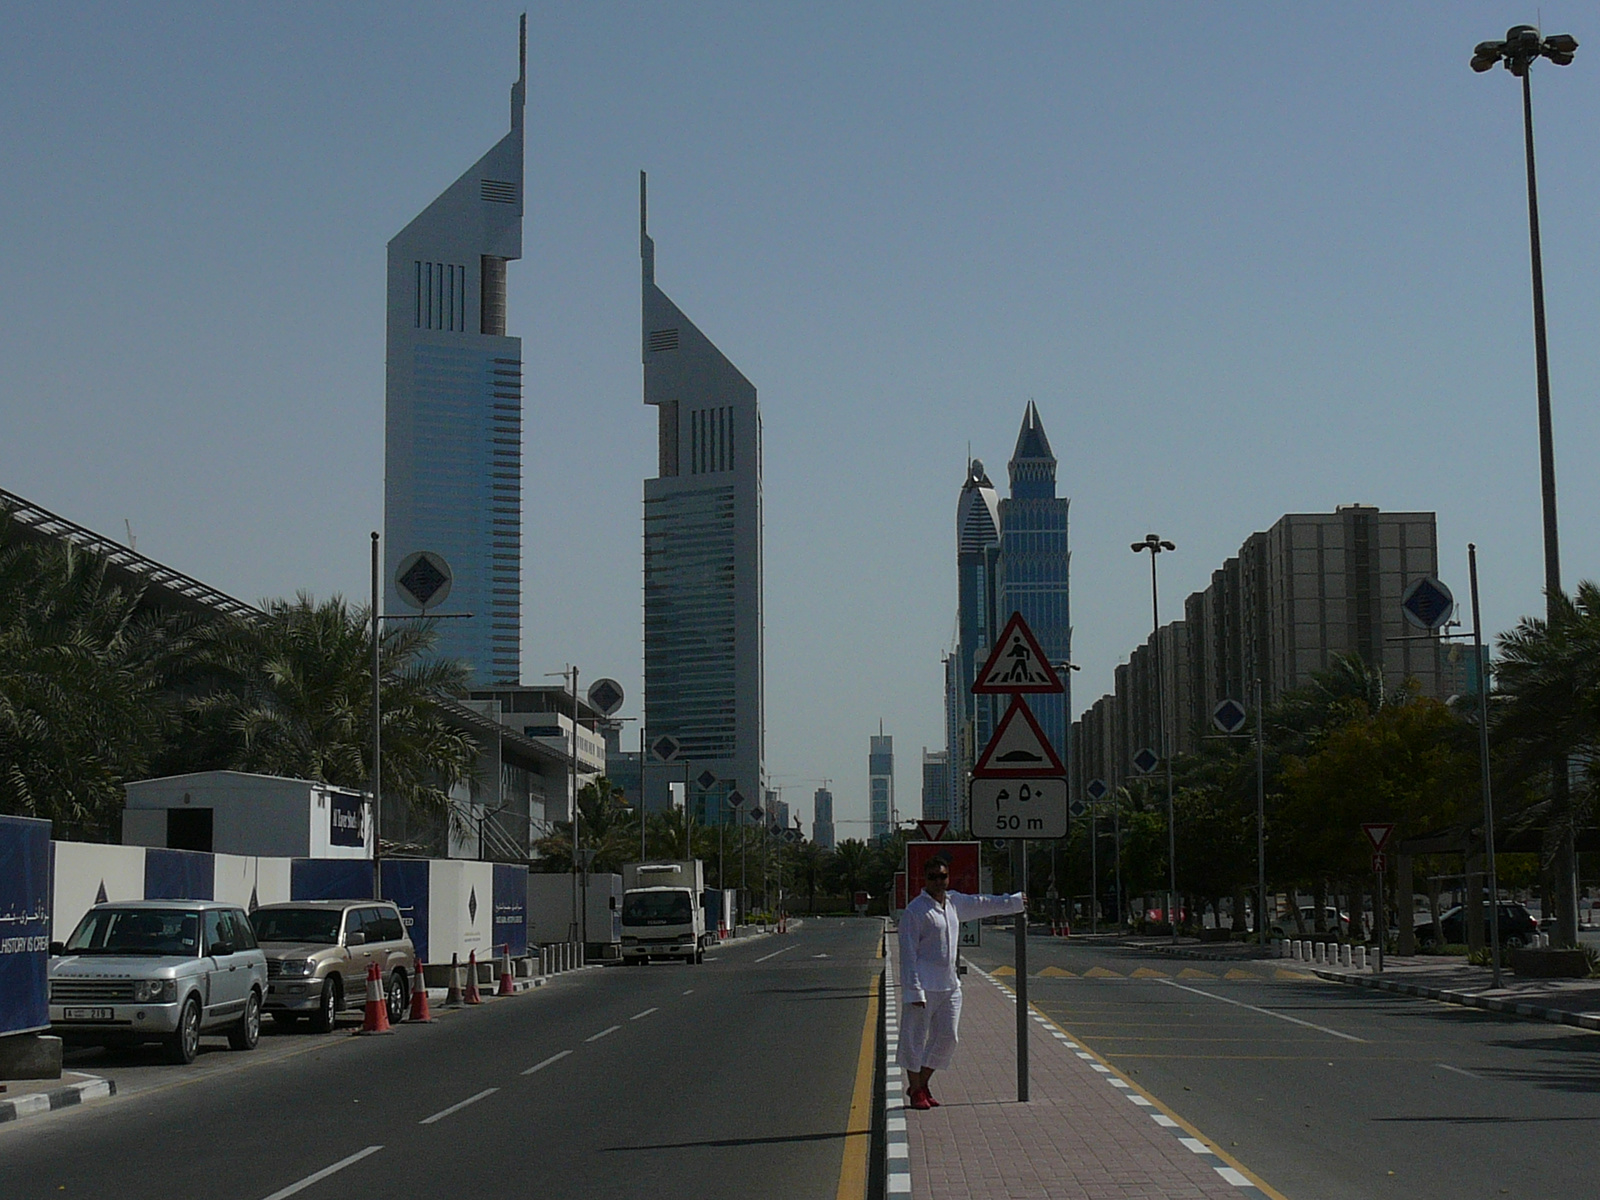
[1131,534,1177,943]
[1471,24,1580,944]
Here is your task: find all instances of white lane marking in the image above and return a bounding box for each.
[420,1088,499,1125]
[631,1007,659,1021]
[522,1050,572,1075]
[1153,1114,1180,1128]
[1436,1062,1482,1079]
[261,1147,384,1200]
[1159,979,1368,1043]
[755,944,798,963]
[682,988,694,995]
[1217,1167,1252,1186]
[704,956,720,961]
[1180,1137,1209,1154]
[586,1024,622,1042]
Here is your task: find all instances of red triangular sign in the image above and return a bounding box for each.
[915,820,949,842]
[1361,823,1395,852]
[973,698,1067,778]
[972,612,1063,694]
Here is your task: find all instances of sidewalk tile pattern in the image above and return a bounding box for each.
[889,943,1274,1199]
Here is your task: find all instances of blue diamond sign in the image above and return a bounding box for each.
[1212,698,1248,735]
[1132,747,1159,775]
[1069,799,1087,818]
[1401,576,1455,631]
[1086,778,1108,801]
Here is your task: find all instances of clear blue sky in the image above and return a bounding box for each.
[3,3,1597,837]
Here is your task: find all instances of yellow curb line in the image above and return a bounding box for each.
[835,970,881,1200]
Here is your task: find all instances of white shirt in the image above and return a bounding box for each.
[898,888,1027,1004]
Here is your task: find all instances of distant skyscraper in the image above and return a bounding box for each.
[869,730,894,841]
[640,174,764,818]
[997,402,1071,762]
[921,748,951,823]
[385,22,525,685]
[952,459,1001,831]
[813,787,836,850]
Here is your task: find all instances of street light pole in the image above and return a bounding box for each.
[1472,23,1579,946]
[370,532,382,900]
[1255,677,1267,945]
[1470,544,1504,988]
[1132,534,1177,942]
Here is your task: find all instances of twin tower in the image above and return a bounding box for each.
[383,21,764,820]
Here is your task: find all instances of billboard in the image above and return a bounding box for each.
[905,840,981,896]
[492,864,528,957]
[0,815,51,1036]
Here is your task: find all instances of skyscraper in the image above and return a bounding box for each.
[951,459,1001,831]
[997,402,1071,761]
[921,748,951,822]
[812,787,836,850]
[869,731,894,842]
[640,175,764,818]
[385,21,525,685]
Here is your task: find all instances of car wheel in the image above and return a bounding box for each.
[387,970,409,1025]
[166,996,202,1064]
[270,1012,298,1029]
[310,976,341,1033]
[229,989,261,1051]
[1505,935,1528,950]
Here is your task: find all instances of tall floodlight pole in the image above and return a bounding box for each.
[1254,678,1267,945]
[1132,534,1177,942]
[571,667,582,955]
[1471,24,1579,945]
[1469,545,1504,988]
[370,533,382,899]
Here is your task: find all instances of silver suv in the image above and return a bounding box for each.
[49,900,267,1064]
[249,901,416,1032]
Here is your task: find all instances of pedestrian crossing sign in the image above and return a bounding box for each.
[971,612,1063,695]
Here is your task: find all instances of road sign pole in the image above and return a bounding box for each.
[1014,837,1028,1103]
[1090,800,1098,935]
[1255,679,1266,946]
[1375,860,1385,974]
[1470,544,1504,989]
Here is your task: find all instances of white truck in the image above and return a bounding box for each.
[621,860,708,965]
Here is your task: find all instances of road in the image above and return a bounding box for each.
[0,920,881,1200]
[965,932,1600,1200]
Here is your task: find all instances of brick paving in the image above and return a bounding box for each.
[894,950,1268,1199]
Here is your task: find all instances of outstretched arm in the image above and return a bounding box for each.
[948,891,1027,924]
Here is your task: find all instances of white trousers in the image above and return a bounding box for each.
[897,987,962,1072]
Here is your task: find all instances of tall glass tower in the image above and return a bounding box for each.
[384,21,525,685]
[869,732,894,842]
[952,460,1001,831]
[640,175,764,819]
[997,402,1071,761]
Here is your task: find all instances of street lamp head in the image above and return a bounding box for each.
[1471,27,1577,74]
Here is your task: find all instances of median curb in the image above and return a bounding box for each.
[1311,967,1600,1030]
[0,1074,115,1124]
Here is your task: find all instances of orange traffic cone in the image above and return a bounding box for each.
[497,945,515,997]
[408,955,433,1023]
[356,962,394,1035]
[445,953,463,1006]
[463,950,483,1005]
[718,921,727,942]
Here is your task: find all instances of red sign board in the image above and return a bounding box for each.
[906,840,981,899]
[1361,823,1395,852]
[894,871,907,912]
[971,612,1064,695]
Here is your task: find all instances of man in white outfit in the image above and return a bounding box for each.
[897,853,1027,1109]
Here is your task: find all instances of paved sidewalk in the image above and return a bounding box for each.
[1311,955,1600,1029]
[889,947,1279,1199]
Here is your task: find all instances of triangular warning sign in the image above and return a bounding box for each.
[1361,823,1395,852]
[972,612,1063,694]
[973,698,1067,778]
[914,820,949,842]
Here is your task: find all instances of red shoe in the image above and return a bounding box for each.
[908,1088,934,1111]
[924,1090,941,1107]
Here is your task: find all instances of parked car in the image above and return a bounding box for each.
[1417,902,1538,949]
[49,900,266,1064]
[249,900,415,1031]
[1269,906,1350,938]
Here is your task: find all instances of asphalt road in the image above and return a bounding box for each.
[0,920,881,1200]
[965,933,1600,1200]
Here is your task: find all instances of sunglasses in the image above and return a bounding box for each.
[927,872,949,879]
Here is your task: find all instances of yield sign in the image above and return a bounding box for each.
[972,612,1063,694]
[973,698,1067,778]
[915,819,949,842]
[1362,823,1395,852]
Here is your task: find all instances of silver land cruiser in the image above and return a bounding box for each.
[249,900,416,1032]
[49,900,267,1064]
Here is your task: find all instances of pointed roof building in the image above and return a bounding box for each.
[1008,401,1057,500]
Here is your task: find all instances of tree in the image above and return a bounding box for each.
[826,839,873,901]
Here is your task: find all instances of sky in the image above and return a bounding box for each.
[3,3,1598,839]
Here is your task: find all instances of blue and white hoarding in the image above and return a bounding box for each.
[0,815,52,1037]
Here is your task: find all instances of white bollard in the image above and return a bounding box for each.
[1291,941,1301,960]
[1355,946,1367,970]
[1341,944,1352,968]
[1315,943,1326,964]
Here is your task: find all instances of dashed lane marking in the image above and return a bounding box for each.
[259,1146,383,1200]
[631,1007,659,1020]
[585,1025,622,1043]
[1436,1062,1483,1079]
[419,1088,499,1125]
[1159,979,1368,1043]
[755,944,798,963]
[522,1050,572,1075]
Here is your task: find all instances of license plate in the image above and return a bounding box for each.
[61,1007,114,1021]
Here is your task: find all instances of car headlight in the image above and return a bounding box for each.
[279,959,316,977]
[134,979,177,1003]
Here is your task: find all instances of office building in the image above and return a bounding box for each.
[385,22,526,685]
[1072,505,1455,799]
[996,403,1071,761]
[921,749,951,823]
[869,731,894,842]
[813,787,836,850]
[951,459,1001,830]
[640,175,764,820]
